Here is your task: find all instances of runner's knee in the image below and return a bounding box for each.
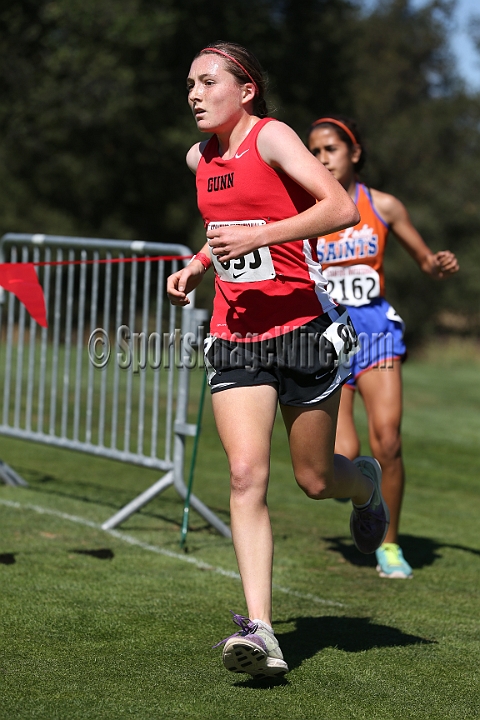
[370,425,401,461]
[229,458,269,498]
[295,467,334,500]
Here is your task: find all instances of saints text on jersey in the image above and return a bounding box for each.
[318,224,379,263]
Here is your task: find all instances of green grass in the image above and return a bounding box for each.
[1,348,479,719]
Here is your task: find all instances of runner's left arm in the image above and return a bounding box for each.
[207,122,360,263]
[371,190,459,280]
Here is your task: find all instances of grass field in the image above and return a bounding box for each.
[1,346,479,719]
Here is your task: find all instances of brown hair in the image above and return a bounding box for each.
[196,41,269,118]
[308,114,366,172]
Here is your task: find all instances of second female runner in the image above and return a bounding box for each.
[307,115,459,579]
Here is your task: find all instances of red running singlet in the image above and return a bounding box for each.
[196,118,335,341]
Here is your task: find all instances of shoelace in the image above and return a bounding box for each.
[381,543,403,566]
[353,504,381,530]
[212,612,258,649]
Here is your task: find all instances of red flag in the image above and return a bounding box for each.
[0,263,48,327]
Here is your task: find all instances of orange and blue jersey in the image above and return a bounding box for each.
[318,183,406,385]
[318,183,389,305]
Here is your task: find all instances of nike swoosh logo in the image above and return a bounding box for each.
[232,272,246,279]
[235,149,250,159]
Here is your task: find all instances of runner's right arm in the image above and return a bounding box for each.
[166,242,210,307]
[167,143,211,306]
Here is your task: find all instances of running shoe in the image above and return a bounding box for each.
[350,456,390,554]
[214,612,289,678]
[376,543,413,579]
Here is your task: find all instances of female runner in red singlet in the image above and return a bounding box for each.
[307,115,459,580]
[167,43,390,678]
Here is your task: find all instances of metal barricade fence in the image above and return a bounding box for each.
[0,232,231,537]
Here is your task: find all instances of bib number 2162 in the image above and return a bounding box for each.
[323,264,380,307]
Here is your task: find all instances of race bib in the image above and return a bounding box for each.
[207,220,276,283]
[323,264,380,307]
[323,308,360,366]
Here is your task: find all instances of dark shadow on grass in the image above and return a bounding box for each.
[398,534,480,563]
[323,536,377,568]
[280,615,435,661]
[232,675,289,689]
[232,615,435,686]
[281,615,434,673]
[71,548,114,560]
[0,553,16,565]
[324,533,480,569]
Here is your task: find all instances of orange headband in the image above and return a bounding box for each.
[201,47,258,95]
[311,117,358,146]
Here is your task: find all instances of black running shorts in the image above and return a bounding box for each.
[203,306,359,406]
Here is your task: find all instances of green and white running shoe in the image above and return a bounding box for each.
[376,543,413,579]
[214,612,289,678]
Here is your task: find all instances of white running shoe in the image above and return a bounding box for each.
[215,613,289,678]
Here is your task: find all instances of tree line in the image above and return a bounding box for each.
[0,0,478,343]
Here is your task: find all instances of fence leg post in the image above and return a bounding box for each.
[0,460,28,486]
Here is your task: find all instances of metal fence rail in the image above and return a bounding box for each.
[0,232,231,537]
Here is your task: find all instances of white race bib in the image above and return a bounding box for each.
[323,264,380,307]
[323,308,361,366]
[208,220,276,283]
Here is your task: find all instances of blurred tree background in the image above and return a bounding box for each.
[0,0,479,344]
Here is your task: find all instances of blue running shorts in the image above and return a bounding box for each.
[344,297,407,390]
